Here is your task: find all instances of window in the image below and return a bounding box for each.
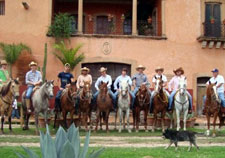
[123,19,132,35]
[0,0,5,15]
[96,16,109,34]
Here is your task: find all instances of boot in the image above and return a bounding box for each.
[25,99,32,114]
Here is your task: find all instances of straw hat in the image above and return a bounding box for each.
[29,61,37,67]
[99,67,107,72]
[0,60,7,66]
[136,65,146,71]
[64,63,70,67]
[173,67,184,75]
[155,66,164,73]
[81,67,90,72]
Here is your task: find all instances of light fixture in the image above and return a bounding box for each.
[22,2,29,10]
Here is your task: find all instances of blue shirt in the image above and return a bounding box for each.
[58,72,74,88]
[132,73,150,88]
[114,75,132,90]
[25,70,42,86]
[95,74,112,91]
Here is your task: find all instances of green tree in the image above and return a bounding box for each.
[53,41,84,71]
[0,43,31,77]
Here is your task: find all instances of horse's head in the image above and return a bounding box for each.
[11,78,20,98]
[69,82,77,100]
[44,80,54,98]
[119,80,129,98]
[138,84,148,105]
[99,81,108,94]
[154,75,163,93]
[83,81,92,99]
[207,81,218,100]
[178,77,187,96]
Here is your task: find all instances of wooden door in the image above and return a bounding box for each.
[96,16,109,34]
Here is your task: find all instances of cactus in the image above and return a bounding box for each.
[15,124,104,158]
[42,43,47,82]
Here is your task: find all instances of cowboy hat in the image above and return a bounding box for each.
[99,67,107,72]
[81,67,90,72]
[136,65,146,71]
[64,63,70,67]
[155,66,164,73]
[29,61,37,67]
[0,60,7,66]
[173,67,184,75]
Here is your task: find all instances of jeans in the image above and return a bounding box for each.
[114,91,135,109]
[12,109,20,119]
[168,90,192,110]
[55,90,63,109]
[93,89,115,106]
[203,92,225,108]
[150,90,169,111]
[26,86,34,99]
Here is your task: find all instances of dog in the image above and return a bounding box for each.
[162,129,199,151]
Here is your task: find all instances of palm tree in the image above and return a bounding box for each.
[0,43,31,77]
[53,41,85,71]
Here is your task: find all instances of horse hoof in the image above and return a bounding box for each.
[212,133,216,138]
[145,130,148,133]
[128,130,132,133]
[135,130,139,133]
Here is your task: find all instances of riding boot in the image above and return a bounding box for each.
[25,99,32,114]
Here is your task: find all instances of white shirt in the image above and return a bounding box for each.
[207,75,224,93]
[152,74,167,83]
[95,74,112,91]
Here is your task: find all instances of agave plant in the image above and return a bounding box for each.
[16,124,104,158]
[53,41,84,71]
[0,42,31,77]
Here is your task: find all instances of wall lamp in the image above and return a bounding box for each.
[22,2,29,10]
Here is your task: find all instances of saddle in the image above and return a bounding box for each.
[24,86,40,110]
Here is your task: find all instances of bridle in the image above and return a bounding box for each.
[138,89,150,106]
[174,88,188,112]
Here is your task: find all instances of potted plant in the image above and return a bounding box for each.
[210,16,215,24]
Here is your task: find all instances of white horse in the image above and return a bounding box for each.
[116,80,132,133]
[174,77,189,131]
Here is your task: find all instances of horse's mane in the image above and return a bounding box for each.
[1,81,12,97]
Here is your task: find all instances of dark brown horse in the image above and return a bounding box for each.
[79,81,92,131]
[54,82,77,128]
[204,81,223,137]
[133,84,150,132]
[152,76,168,132]
[95,81,113,132]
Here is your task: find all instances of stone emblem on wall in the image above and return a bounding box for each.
[102,42,111,55]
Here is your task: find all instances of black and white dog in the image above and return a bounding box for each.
[162,129,199,151]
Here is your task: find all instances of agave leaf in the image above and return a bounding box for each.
[21,146,39,158]
[88,148,105,158]
[60,140,75,158]
[69,125,80,158]
[80,131,90,158]
[46,124,50,135]
[55,126,68,158]
[15,152,27,158]
[67,123,78,140]
[39,131,46,158]
[43,133,57,158]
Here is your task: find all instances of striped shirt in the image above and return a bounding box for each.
[25,70,42,86]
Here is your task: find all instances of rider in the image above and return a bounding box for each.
[114,68,134,109]
[150,67,169,111]
[203,68,225,113]
[93,67,115,105]
[168,67,192,114]
[25,61,42,113]
[0,60,10,93]
[55,63,74,111]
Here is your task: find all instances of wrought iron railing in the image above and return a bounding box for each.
[137,20,161,36]
[202,22,225,38]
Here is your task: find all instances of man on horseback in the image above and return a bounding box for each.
[168,67,192,114]
[150,67,169,111]
[114,68,134,109]
[0,60,10,93]
[25,61,42,113]
[55,63,74,111]
[203,68,225,113]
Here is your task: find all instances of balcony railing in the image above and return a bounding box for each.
[137,20,161,36]
[202,22,225,38]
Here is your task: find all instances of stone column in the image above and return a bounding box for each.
[132,0,137,35]
[161,0,166,36]
[78,0,83,34]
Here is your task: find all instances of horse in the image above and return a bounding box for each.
[115,80,132,133]
[152,76,168,132]
[95,81,113,132]
[54,82,77,129]
[78,81,92,131]
[133,84,150,132]
[204,81,223,137]
[22,80,54,134]
[0,79,20,134]
[174,77,189,131]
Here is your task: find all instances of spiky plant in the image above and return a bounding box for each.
[0,43,31,77]
[53,41,84,71]
[42,43,48,82]
[15,124,104,158]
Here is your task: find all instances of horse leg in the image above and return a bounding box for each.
[161,111,165,133]
[62,111,67,129]
[114,109,117,130]
[95,109,100,132]
[206,114,210,136]
[183,109,188,131]
[53,110,58,129]
[123,111,126,129]
[70,110,74,127]
[118,108,122,133]
[105,110,110,133]
[212,113,218,137]
[8,116,12,133]
[144,109,148,132]
[152,112,157,132]
[176,109,180,131]
[35,113,39,135]
[84,111,88,132]
[0,115,4,134]
[78,111,81,128]
[132,109,136,130]
[100,112,103,130]
[136,109,140,132]
[44,110,48,126]
[126,108,131,133]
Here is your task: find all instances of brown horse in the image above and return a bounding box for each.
[78,81,92,131]
[54,82,77,129]
[204,81,223,137]
[95,81,113,132]
[133,84,150,132]
[152,76,168,132]
[0,79,20,134]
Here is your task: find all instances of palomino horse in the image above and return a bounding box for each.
[115,80,132,133]
[0,79,20,134]
[133,84,150,132]
[54,82,77,129]
[22,80,54,134]
[174,77,189,131]
[95,81,113,132]
[79,81,92,131]
[204,81,222,137]
[152,76,168,132]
